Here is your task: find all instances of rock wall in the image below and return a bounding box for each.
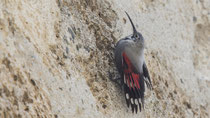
[0,0,209,117]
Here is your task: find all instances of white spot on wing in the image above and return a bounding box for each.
[131,98,134,104]
[126,93,129,99]
[139,98,141,103]
[135,99,138,105]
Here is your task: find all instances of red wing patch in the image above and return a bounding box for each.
[122,52,145,113]
[122,52,141,90]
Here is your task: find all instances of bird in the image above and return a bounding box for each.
[113,12,152,113]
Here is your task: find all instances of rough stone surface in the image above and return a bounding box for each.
[0,0,210,117]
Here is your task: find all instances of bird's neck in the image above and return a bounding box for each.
[135,40,144,49]
[128,43,144,57]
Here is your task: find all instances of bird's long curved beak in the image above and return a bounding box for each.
[125,11,137,35]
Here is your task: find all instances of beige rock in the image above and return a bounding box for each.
[0,0,209,117]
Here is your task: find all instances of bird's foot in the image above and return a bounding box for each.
[108,71,123,90]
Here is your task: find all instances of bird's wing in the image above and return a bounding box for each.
[143,62,152,90]
[122,52,145,113]
[114,37,132,73]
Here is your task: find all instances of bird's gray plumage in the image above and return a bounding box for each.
[115,31,144,74]
[113,12,152,113]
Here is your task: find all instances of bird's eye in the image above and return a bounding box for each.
[135,35,138,38]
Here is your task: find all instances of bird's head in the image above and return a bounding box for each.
[125,12,144,45]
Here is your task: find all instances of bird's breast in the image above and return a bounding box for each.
[124,46,144,73]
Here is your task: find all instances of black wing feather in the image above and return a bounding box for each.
[122,55,144,113]
[143,62,152,90]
